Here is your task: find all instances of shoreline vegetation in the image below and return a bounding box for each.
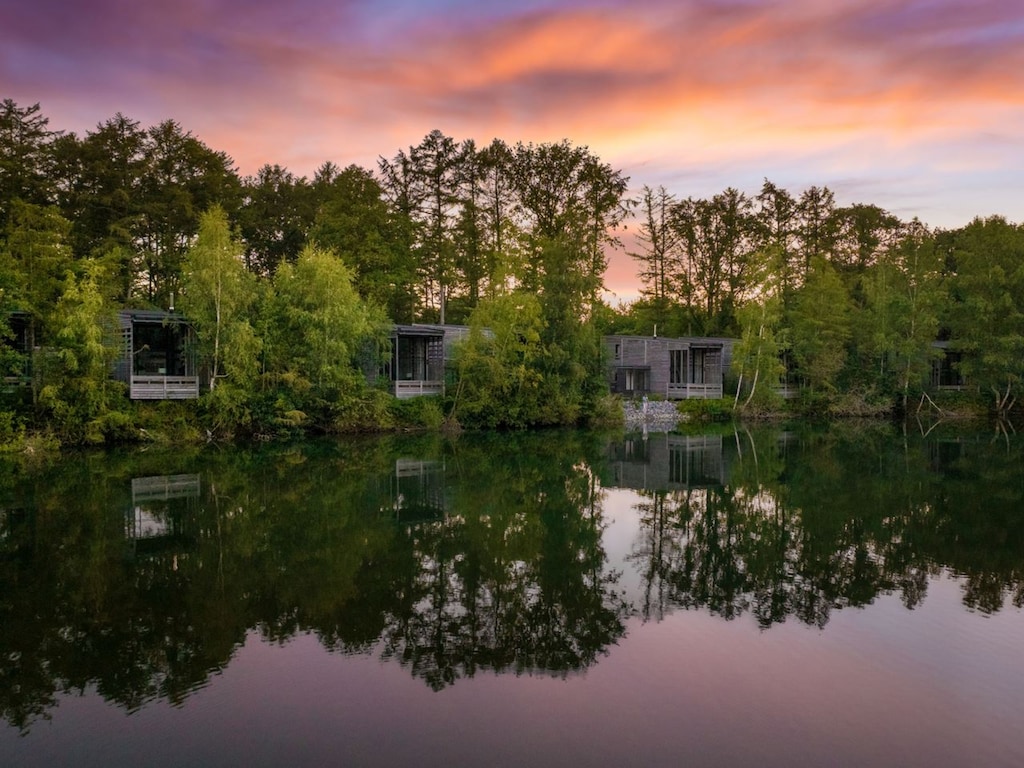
[1,99,1021,453]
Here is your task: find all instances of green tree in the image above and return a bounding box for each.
[788,259,851,392]
[671,188,756,334]
[238,164,312,276]
[179,206,260,392]
[269,244,387,399]
[449,292,545,428]
[311,164,416,321]
[38,261,124,442]
[795,185,836,277]
[378,146,426,320]
[733,249,786,411]
[3,201,74,399]
[754,180,800,293]
[411,130,460,323]
[0,100,58,236]
[511,139,629,306]
[60,114,148,299]
[476,138,522,297]
[622,185,679,313]
[135,120,241,305]
[862,220,944,408]
[948,216,1024,416]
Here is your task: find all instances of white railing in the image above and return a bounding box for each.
[667,383,723,399]
[393,380,444,399]
[130,375,200,400]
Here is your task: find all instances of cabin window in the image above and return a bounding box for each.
[931,351,964,388]
[690,348,707,384]
[396,336,429,380]
[614,343,621,360]
[624,368,648,393]
[132,323,188,376]
[669,349,685,385]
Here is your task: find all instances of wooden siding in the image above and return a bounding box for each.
[606,335,726,399]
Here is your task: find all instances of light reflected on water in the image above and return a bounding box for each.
[2,425,1024,767]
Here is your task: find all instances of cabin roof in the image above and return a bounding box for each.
[604,333,727,347]
[118,309,191,327]
[392,323,473,338]
[392,324,446,338]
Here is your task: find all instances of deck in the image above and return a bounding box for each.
[393,380,444,399]
[666,382,723,399]
[130,375,200,400]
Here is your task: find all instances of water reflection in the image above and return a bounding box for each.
[624,425,1024,628]
[1,424,1023,732]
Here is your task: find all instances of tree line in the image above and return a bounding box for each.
[0,99,628,440]
[623,182,1024,416]
[2,96,1023,443]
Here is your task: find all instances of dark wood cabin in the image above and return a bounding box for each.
[387,325,446,399]
[930,341,965,390]
[113,310,199,399]
[1,311,32,386]
[605,334,726,399]
[382,324,473,399]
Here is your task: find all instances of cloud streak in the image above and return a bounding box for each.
[3,0,1023,295]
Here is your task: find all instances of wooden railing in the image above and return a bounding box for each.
[130,375,200,400]
[667,383,723,399]
[393,380,444,399]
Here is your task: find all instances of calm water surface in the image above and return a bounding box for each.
[2,423,1023,767]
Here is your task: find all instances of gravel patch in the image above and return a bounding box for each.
[622,398,682,432]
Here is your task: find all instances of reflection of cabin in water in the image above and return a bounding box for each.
[606,434,727,491]
[384,325,472,399]
[604,335,729,399]
[388,459,447,523]
[126,474,200,555]
[114,310,200,399]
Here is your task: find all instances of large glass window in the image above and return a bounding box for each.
[396,336,428,380]
[690,348,706,384]
[133,323,187,376]
[670,349,685,385]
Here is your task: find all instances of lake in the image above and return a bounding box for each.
[2,422,1023,767]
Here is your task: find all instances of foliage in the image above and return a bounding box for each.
[675,397,734,422]
[3,97,1024,441]
[179,205,260,391]
[948,216,1024,416]
[787,259,851,392]
[449,292,545,428]
[37,261,128,443]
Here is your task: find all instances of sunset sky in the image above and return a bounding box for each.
[4,0,1023,300]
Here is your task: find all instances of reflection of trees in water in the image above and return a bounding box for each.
[0,432,627,729]
[376,466,626,691]
[628,425,1024,629]
[4,425,1023,731]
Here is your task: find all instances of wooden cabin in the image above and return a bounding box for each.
[605,334,726,399]
[113,310,199,399]
[383,324,473,399]
[1,311,32,386]
[930,341,965,390]
[387,325,446,399]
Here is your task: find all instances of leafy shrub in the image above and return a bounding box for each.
[675,397,734,422]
